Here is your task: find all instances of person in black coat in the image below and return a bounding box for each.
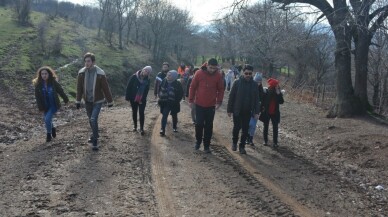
[125,66,152,135]
[186,67,199,124]
[260,78,284,148]
[227,64,260,154]
[158,70,183,136]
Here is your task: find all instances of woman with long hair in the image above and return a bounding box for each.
[33,66,69,142]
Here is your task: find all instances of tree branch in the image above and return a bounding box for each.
[271,0,334,23]
[369,5,388,33]
[369,5,388,21]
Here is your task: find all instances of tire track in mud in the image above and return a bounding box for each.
[150,115,177,217]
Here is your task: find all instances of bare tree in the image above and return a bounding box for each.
[14,0,31,25]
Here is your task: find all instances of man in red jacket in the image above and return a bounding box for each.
[189,58,225,153]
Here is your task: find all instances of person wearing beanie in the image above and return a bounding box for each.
[154,62,169,99]
[189,58,225,153]
[260,77,284,148]
[247,72,264,146]
[158,70,183,136]
[227,64,261,154]
[125,66,152,135]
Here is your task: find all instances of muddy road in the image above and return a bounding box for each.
[0,95,387,216]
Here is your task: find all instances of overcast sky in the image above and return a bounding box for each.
[58,0,237,25]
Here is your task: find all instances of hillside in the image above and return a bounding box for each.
[0,6,153,101]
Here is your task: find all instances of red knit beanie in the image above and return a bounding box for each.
[268,78,279,88]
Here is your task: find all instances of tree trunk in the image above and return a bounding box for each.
[327,26,364,117]
[354,33,372,110]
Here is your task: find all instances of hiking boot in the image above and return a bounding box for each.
[204,147,211,154]
[140,129,145,136]
[194,143,200,150]
[52,127,56,138]
[246,136,251,144]
[160,129,165,136]
[173,128,178,133]
[46,133,52,142]
[239,146,247,154]
[231,143,237,151]
[92,139,99,151]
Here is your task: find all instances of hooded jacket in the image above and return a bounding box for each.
[76,65,113,105]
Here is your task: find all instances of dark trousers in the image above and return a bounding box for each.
[161,106,178,130]
[130,101,146,130]
[263,114,279,144]
[232,112,251,147]
[195,105,215,148]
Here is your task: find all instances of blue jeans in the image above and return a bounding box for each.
[161,106,178,130]
[85,102,102,140]
[44,108,56,134]
[248,117,258,137]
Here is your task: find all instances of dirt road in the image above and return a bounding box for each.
[0,95,387,216]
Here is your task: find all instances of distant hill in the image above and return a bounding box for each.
[0,6,154,101]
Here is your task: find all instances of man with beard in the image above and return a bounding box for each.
[154,62,169,99]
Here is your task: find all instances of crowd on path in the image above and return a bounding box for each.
[33,52,284,153]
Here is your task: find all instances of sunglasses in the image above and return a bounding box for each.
[244,72,252,75]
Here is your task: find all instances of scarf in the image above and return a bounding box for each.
[134,71,149,103]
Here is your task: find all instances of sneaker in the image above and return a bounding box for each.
[88,137,93,143]
[173,128,178,133]
[263,142,268,146]
[140,129,145,136]
[273,143,279,149]
[46,133,52,142]
[132,127,137,132]
[52,127,56,138]
[160,129,165,136]
[231,143,237,151]
[194,143,200,150]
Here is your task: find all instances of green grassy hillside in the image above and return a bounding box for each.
[0,7,153,100]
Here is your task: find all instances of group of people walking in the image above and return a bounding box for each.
[33,53,284,154]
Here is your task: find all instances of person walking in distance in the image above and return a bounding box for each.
[154,62,169,99]
[261,78,284,148]
[226,67,235,91]
[33,66,69,142]
[247,72,264,146]
[158,70,183,136]
[186,67,199,124]
[227,65,260,154]
[125,66,152,135]
[76,52,114,151]
[189,58,225,153]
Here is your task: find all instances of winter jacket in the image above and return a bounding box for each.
[35,80,69,112]
[260,88,284,123]
[186,75,194,97]
[76,65,113,105]
[154,71,167,97]
[125,71,150,104]
[158,79,183,115]
[227,77,260,116]
[189,69,224,108]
